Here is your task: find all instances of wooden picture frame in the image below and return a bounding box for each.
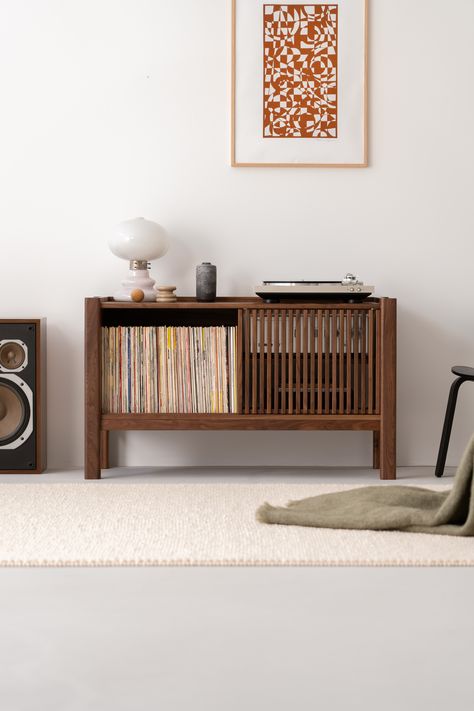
[231,0,368,167]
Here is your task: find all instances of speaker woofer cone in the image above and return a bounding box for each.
[0,342,26,370]
[0,381,30,445]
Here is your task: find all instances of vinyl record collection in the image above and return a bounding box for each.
[101,326,237,414]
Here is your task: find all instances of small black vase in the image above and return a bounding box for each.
[196,262,217,302]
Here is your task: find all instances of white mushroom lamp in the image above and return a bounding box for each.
[109,217,169,302]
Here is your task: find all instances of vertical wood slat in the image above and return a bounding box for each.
[310,310,315,414]
[346,309,352,414]
[338,309,345,414]
[331,309,337,414]
[237,309,243,414]
[375,308,381,414]
[324,310,330,414]
[273,310,280,414]
[317,310,323,414]
[353,310,359,414]
[259,310,265,414]
[361,310,367,413]
[368,308,374,414]
[244,311,250,414]
[302,309,308,414]
[288,309,294,414]
[281,309,287,415]
[251,309,257,414]
[266,311,272,414]
[295,310,301,414]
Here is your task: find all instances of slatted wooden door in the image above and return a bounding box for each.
[241,307,380,416]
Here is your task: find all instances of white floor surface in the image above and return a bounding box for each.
[0,465,470,711]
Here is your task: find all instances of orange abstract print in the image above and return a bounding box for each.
[263,4,338,138]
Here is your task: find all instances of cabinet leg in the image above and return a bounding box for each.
[85,454,101,479]
[372,431,380,470]
[380,424,396,480]
[85,297,102,480]
[100,431,110,470]
[85,426,101,479]
[85,462,101,479]
[379,297,396,480]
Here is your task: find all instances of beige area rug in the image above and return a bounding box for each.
[0,482,473,567]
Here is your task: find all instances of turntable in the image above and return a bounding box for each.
[255,274,374,303]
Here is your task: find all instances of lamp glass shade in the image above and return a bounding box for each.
[109,217,169,261]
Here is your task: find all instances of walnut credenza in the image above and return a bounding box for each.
[85,297,396,479]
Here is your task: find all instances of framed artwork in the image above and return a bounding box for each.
[231,0,368,167]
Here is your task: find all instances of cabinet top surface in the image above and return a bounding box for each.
[91,297,391,310]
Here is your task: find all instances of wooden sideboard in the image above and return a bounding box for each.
[85,297,396,479]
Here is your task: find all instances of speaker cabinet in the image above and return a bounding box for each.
[0,320,46,473]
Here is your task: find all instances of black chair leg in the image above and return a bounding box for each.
[435,377,465,477]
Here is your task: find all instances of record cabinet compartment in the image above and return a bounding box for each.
[101,307,238,328]
[85,297,396,480]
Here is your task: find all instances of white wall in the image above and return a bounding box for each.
[0,0,473,469]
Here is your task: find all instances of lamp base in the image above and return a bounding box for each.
[113,269,157,302]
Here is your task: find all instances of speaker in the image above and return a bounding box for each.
[0,320,46,473]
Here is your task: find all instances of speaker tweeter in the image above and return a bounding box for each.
[0,340,28,371]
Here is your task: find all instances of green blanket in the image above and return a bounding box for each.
[257,435,474,536]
